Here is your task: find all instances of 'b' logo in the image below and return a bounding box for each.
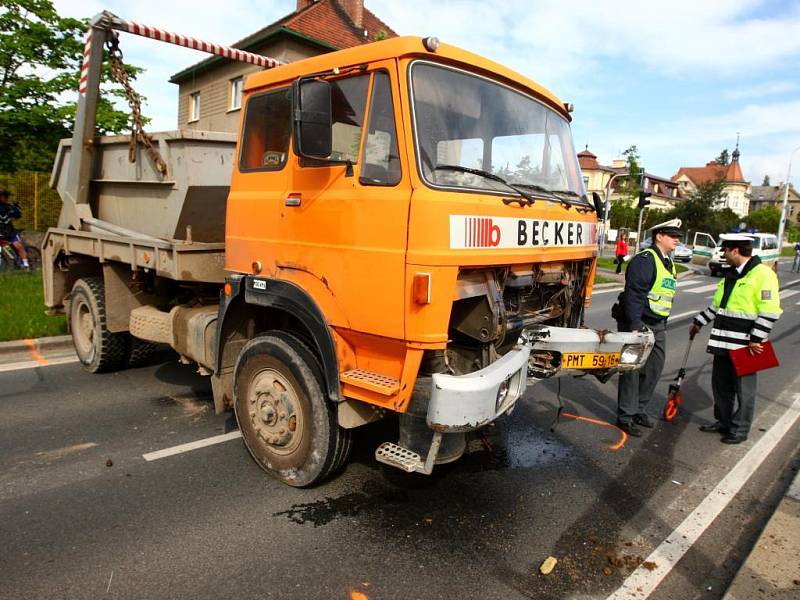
[465,217,501,247]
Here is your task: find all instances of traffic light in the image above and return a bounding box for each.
[638,191,652,209]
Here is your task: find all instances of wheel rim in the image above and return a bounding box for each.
[73,298,95,357]
[247,368,303,456]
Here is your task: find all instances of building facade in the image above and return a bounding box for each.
[671,147,750,217]
[749,184,800,225]
[169,0,396,132]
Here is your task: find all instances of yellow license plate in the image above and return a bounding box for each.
[561,352,620,369]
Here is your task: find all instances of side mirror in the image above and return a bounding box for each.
[294,78,332,159]
[592,192,605,220]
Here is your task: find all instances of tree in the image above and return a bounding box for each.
[609,197,638,230]
[762,174,771,186]
[0,0,142,172]
[616,145,643,200]
[746,206,781,233]
[667,179,727,234]
[715,149,730,166]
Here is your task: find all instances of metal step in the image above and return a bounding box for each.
[375,432,443,475]
[341,369,400,396]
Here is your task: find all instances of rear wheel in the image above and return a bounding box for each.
[126,337,157,368]
[234,333,350,487]
[69,277,128,373]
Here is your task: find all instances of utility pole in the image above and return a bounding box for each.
[777,145,800,251]
[634,168,650,251]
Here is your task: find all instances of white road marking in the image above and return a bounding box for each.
[591,286,623,295]
[606,392,800,600]
[682,283,721,294]
[142,431,242,462]
[779,289,800,300]
[0,356,79,373]
[668,309,698,322]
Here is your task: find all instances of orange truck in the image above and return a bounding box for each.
[43,12,654,486]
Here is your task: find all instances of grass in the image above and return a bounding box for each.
[782,246,798,257]
[0,270,67,342]
[594,274,617,285]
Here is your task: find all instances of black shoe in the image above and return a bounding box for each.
[721,434,747,444]
[634,414,655,428]
[699,422,729,434]
[616,421,643,437]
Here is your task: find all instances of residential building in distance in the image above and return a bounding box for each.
[749,183,800,225]
[169,0,396,132]
[578,147,683,210]
[671,146,750,217]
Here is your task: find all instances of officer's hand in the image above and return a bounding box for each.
[689,323,701,339]
[748,342,763,355]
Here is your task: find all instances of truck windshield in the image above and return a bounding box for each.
[410,62,586,201]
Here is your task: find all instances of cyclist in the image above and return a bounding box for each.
[0,189,30,269]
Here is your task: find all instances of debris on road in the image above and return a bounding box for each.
[105,458,113,467]
[539,556,558,575]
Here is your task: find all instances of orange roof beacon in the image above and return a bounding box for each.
[43,12,655,487]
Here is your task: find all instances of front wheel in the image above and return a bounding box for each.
[233,333,351,487]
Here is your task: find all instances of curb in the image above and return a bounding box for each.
[723,467,800,599]
[0,335,73,357]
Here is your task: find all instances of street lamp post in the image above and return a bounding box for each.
[777,145,800,251]
[598,171,627,257]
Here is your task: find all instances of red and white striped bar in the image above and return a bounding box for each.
[121,19,284,68]
[78,29,92,96]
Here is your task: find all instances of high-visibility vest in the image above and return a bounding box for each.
[642,248,677,317]
[695,259,783,354]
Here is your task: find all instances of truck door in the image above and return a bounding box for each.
[691,232,717,268]
[277,62,411,340]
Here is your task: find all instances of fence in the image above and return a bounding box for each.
[0,171,62,232]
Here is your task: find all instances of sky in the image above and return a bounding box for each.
[51,0,800,186]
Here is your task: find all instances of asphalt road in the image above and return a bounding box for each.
[2,264,799,600]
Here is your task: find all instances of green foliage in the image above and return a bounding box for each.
[711,208,741,234]
[609,197,638,230]
[715,148,730,166]
[374,30,387,41]
[0,0,143,172]
[0,271,67,341]
[745,206,781,233]
[616,145,642,200]
[666,179,728,234]
[762,174,771,186]
[643,207,668,230]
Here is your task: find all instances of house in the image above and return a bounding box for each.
[671,146,750,217]
[749,183,800,225]
[169,0,396,132]
[578,148,683,210]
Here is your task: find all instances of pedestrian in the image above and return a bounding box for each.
[792,240,800,273]
[690,234,782,444]
[614,229,629,274]
[611,219,682,437]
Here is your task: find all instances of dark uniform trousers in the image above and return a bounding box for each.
[616,320,666,423]
[712,353,757,436]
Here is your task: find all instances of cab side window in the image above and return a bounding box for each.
[239,88,291,171]
[330,75,369,162]
[360,72,401,186]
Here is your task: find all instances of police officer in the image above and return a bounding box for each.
[613,219,682,437]
[690,234,783,444]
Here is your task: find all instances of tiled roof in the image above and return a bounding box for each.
[171,1,396,83]
[672,160,747,185]
[577,149,599,170]
[750,184,800,202]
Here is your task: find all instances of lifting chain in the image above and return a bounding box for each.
[105,32,168,175]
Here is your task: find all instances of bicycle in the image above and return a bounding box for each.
[0,237,41,272]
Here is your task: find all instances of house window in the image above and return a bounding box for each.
[189,92,200,122]
[230,77,244,110]
[583,175,590,189]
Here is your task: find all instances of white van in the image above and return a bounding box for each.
[691,232,779,276]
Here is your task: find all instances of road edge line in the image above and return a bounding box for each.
[142,431,243,462]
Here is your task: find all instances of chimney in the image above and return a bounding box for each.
[296,0,315,11]
[338,0,364,28]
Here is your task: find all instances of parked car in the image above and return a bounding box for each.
[673,242,693,262]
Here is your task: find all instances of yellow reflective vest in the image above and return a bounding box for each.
[643,248,677,317]
[694,257,782,355]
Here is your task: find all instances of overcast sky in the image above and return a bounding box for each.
[52,0,800,186]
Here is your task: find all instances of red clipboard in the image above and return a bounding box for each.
[729,341,779,376]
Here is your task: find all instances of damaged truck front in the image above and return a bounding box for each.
[42,17,652,487]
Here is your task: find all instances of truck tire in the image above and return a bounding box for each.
[69,277,129,373]
[126,338,157,368]
[234,333,351,487]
